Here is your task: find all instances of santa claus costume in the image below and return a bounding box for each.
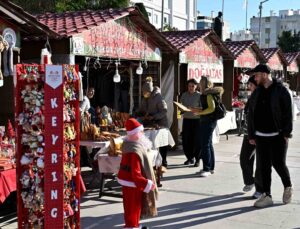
[118,118,158,229]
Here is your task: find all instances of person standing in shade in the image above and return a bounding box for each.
[180,79,202,167]
[239,75,263,199]
[137,77,169,167]
[248,64,293,208]
[196,77,222,177]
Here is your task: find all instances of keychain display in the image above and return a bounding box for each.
[15,64,80,229]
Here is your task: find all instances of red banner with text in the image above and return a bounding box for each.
[44,65,64,229]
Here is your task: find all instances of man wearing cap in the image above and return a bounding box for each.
[239,75,263,199]
[118,118,158,229]
[247,64,293,208]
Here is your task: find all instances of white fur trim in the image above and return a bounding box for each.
[127,125,144,136]
[117,178,136,188]
[144,179,153,193]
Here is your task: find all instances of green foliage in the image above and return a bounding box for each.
[277,31,300,53]
[160,24,178,32]
[10,0,130,13]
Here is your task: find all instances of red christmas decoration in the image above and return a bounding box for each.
[7,119,15,139]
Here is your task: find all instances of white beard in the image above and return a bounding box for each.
[139,134,153,151]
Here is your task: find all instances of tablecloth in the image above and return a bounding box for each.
[213,111,237,144]
[144,128,175,149]
[0,169,16,204]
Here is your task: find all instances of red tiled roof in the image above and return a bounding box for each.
[261,48,288,65]
[36,7,136,37]
[284,52,300,64]
[225,40,266,63]
[163,29,211,50]
[163,29,234,59]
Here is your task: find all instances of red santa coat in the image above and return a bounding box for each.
[118,152,153,193]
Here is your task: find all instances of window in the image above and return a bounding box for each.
[265,17,270,22]
[265,28,270,33]
[265,38,270,44]
[147,12,152,17]
[164,17,168,23]
[154,14,158,24]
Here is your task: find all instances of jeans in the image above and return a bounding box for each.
[256,134,292,195]
[182,119,202,162]
[200,120,217,171]
[159,146,168,165]
[240,135,263,192]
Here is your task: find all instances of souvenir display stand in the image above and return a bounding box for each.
[15,64,80,229]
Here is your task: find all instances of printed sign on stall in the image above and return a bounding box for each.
[44,65,64,229]
[188,62,224,83]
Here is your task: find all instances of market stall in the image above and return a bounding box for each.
[0,0,58,126]
[260,48,288,80]
[15,64,82,228]
[225,40,266,134]
[163,29,236,139]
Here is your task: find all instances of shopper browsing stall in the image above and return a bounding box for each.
[118,118,157,229]
[136,77,169,167]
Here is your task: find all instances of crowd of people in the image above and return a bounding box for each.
[80,64,294,229]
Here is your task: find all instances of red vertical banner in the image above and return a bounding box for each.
[44,65,64,229]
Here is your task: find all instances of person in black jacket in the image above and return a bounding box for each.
[239,76,263,199]
[247,64,293,208]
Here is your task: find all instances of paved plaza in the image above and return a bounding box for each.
[1,119,300,229]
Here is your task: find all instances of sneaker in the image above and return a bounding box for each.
[252,191,263,199]
[199,170,211,177]
[254,193,273,208]
[243,184,254,192]
[210,170,215,174]
[194,161,200,167]
[283,186,293,204]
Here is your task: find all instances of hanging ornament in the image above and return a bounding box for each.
[113,61,121,83]
[136,62,143,75]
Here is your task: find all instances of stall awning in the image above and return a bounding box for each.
[225,40,266,68]
[0,0,59,39]
[261,48,288,71]
[284,52,300,73]
[163,29,234,60]
[33,7,177,54]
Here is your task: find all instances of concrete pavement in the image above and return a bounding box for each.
[1,119,300,228]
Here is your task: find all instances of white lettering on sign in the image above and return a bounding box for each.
[51,208,58,218]
[52,116,57,127]
[52,135,58,145]
[51,153,57,163]
[51,98,58,109]
[52,171,58,182]
[51,190,58,200]
[188,62,224,83]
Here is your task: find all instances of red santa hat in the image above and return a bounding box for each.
[125,118,144,136]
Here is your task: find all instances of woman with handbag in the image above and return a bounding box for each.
[194,76,224,177]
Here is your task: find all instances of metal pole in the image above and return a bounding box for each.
[222,0,224,40]
[258,0,270,47]
[161,0,164,31]
[246,0,248,30]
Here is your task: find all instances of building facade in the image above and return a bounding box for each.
[250,9,300,48]
[130,0,197,31]
[230,30,254,42]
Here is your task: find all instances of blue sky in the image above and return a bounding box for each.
[197,0,300,32]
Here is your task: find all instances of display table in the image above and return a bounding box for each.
[0,169,16,204]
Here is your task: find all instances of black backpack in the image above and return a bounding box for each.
[211,94,226,120]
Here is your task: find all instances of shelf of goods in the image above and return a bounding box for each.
[15,64,81,229]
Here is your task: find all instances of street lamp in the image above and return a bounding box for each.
[258,0,270,47]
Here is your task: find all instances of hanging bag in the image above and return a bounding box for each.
[212,94,226,120]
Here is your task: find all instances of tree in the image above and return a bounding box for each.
[277,31,300,53]
[159,24,178,32]
[10,0,130,13]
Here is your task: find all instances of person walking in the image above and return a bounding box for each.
[196,76,223,177]
[239,76,263,199]
[248,64,293,208]
[180,79,202,167]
